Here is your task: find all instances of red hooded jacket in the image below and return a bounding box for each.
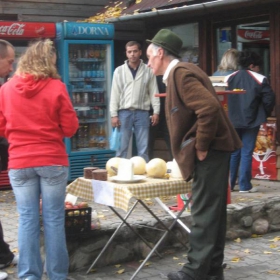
[0,75,79,169]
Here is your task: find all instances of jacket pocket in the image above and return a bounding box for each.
[180,137,195,149]
[177,137,196,181]
[171,106,179,114]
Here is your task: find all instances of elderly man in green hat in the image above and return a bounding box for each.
[146,29,242,280]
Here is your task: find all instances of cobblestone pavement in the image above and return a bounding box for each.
[1,231,280,280]
[1,179,280,279]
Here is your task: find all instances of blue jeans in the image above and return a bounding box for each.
[230,127,260,191]
[9,166,69,280]
[117,109,150,162]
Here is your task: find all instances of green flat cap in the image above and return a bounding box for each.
[146,29,183,58]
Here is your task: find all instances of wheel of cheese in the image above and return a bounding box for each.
[130,156,146,175]
[146,158,167,178]
[106,157,121,176]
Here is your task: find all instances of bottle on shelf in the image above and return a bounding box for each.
[91,64,97,78]
[77,126,84,149]
[99,124,106,137]
[76,62,82,78]
[94,45,100,59]
[84,92,88,104]
[100,45,106,59]
[96,63,102,78]
[99,92,104,103]
[89,123,98,147]
[94,92,98,102]
[98,125,106,148]
[86,63,92,78]
[89,123,96,136]
[98,107,104,118]
[88,45,95,58]
[100,63,105,78]
[71,133,77,150]
[72,93,77,104]
[76,93,81,104]
[82,62,87,78]
[83,46,88,59]
[83,125,89,148]
[72,45,77,59]
[92,93,97,103]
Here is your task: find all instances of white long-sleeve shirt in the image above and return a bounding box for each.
[110,60,160,117]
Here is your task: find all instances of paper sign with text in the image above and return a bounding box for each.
[92,180,115,207]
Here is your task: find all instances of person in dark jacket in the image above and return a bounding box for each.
[148,75,172,160]
[0,39,17,280]
[146,29,242,280]
[225,50,275,192]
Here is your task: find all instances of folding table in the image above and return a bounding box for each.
[66,176,192,279]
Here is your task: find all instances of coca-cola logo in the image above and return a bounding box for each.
[0,23,25,36]
[254,174,271,179]
[244,30,263,39]
[35,26,45,35]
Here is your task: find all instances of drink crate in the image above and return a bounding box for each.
[65,207,92,235]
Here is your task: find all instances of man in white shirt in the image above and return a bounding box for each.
[110,41,160,162]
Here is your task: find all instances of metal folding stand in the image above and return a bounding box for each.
[86,196,192,279]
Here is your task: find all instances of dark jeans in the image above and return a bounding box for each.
[181,150,230,280]
[230,126,260,191]
[0,220,14,264]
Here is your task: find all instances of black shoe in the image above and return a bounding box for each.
[206,274,224,280]
[206,266,225,280]
[168,271,194,280]
[0,255,18,269]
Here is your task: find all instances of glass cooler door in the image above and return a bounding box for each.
[67,43,112,154]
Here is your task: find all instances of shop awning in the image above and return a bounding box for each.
[91,0,279,23]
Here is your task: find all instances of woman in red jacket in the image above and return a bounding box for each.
[0,39,79,280]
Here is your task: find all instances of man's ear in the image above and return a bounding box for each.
[158,48,164,59]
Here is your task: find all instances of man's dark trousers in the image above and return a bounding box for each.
[181,149,230,280]
[0,221,14,264]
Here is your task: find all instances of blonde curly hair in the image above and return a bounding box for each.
[217,48,239,72]
[16,39,60,80]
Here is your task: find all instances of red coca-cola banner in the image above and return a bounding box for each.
[238,29,270,42]
[0,22,56,39]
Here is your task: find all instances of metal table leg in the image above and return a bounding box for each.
[154,197,191,233]
[87,197,191,279]
[129,197,191,280]
[86,200,139,274]
[138,199,188,248]
[86,199,162,274]
[109,205,162,259]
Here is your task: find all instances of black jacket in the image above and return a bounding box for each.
[225,70,275,128]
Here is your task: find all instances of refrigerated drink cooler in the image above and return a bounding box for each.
[56,22,115,180]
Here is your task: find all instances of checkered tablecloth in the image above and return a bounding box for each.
[66,177,192,211]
